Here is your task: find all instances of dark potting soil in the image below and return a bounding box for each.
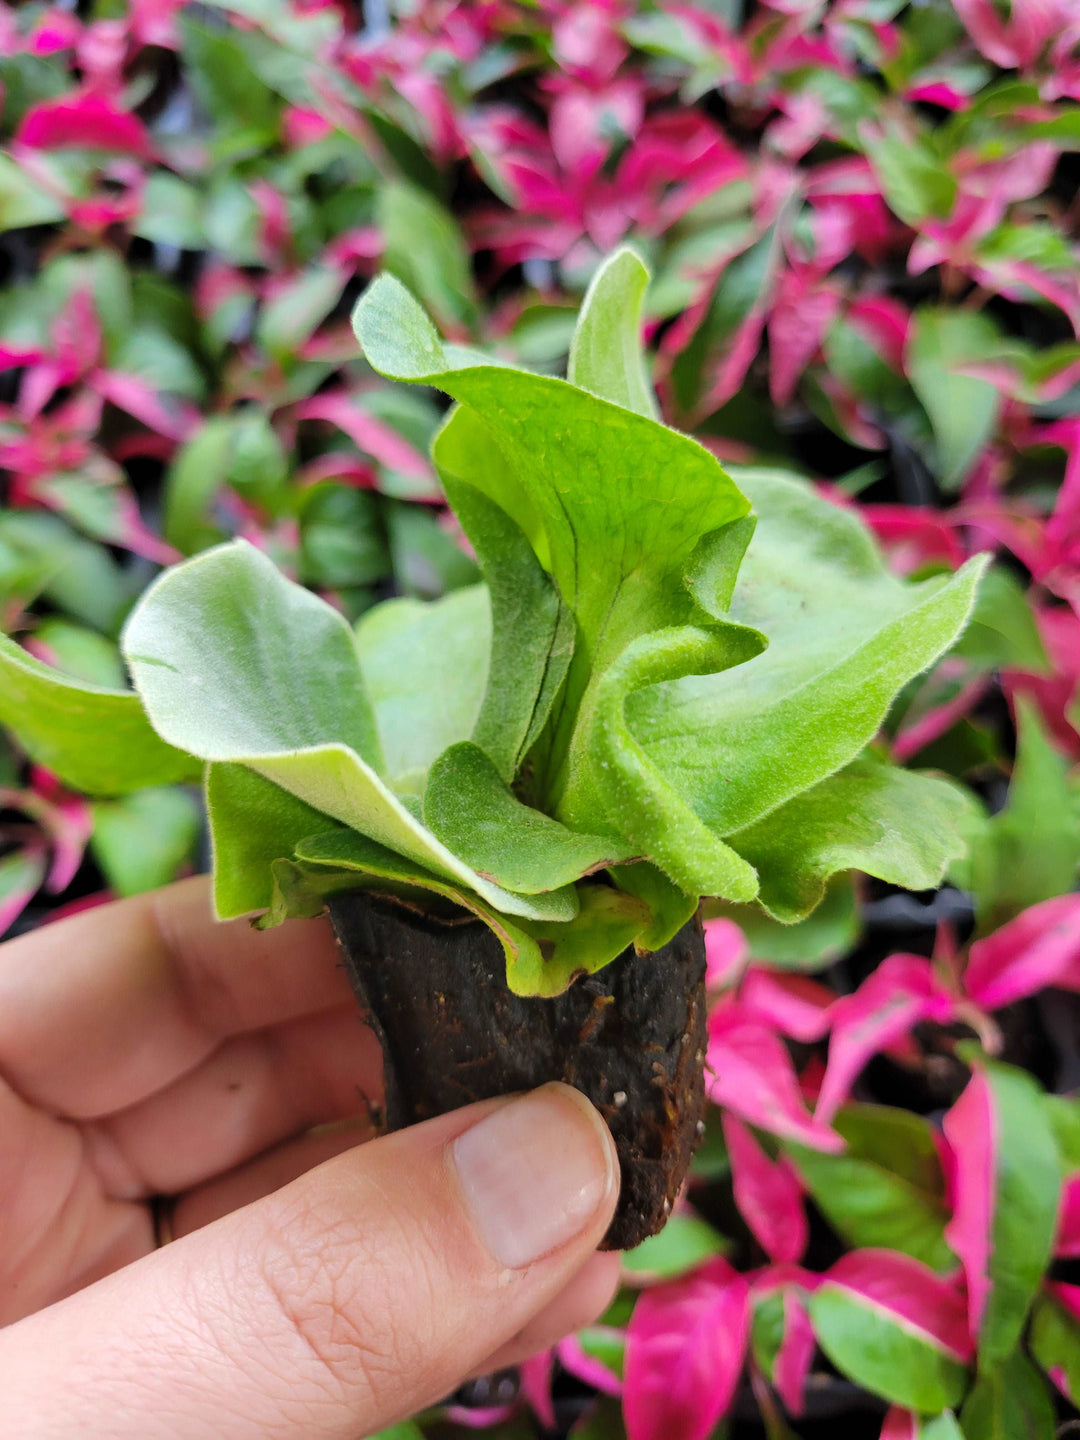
[325,891,708,1252]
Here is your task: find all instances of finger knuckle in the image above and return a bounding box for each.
[252,1197,437,1411]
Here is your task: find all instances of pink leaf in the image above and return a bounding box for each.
[963,893,1080,1010]
[775,1289,816,1418]
[892,673,992,762]
[737,968,834,1042]
[16,92,151,156]
[557,1332,623,1397]
[817,956,955,1124]
[94,370,197,443]
[624,1256,750,1440]
[1055,1174,1080,1257]
[296,393,432,479]
[723,1114,808,1264]
[826,1250,973,1362]
[768,272,842,406]
[708,1004,844,1152]
[704,917,747,989]
[880,1408,919,1440]
[942,1069,996,1340]
[519,1348,556,1429]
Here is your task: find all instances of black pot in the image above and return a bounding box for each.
[326,891,708,1251]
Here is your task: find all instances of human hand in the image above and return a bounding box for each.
[0,876,621,1438]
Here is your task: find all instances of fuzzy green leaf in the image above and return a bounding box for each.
[629,470,987,839]
[281,831,649,996]
[568,247,659,420]
[729,758,973,922]
[206,763,337,919]
[0,631,198,795]
[435,455,572,783]
[354,584,490,795]
[424,742,633,894]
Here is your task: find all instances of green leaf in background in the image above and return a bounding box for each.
[0,512,133,635]
[0,631,198,795]
[788,1105,956,1272]
[131,172,206,250]
[123,542,574,924]
[1030,1291,1080,1406]
[1044,1094,1080,1172]
[165,414,288,555]
[0,151,65,231]
[809,1272,968,1412]
[952,564,1048,673]
[568,247,659,420]
[946,1055,1060,1372]
[959,1347,1056,1440]
[863,130,958,225]
[630,470,987,838]
[29,620,125,689]
[907,309,1002,490]
[704,874,860,973]
[952,701,1080,932]
[378,180,477,332]
[385,500,481,598]
[0,848,47,923]
[728,758,973,922]
[256,265,343,359]
[622,1210,729,1281]
[90,787,201,897]
[355,585,490,795]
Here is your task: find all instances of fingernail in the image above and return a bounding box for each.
[451,1083,618,1269]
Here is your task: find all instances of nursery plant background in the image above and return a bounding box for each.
[1,0,1079,1436]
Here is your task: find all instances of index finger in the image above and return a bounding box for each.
[0,876,355,1119]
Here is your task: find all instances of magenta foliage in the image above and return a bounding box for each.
[624,1257,750,1440]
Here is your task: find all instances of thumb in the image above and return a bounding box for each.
[2,1084,619,1440]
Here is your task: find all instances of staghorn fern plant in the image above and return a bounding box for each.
[0,249,986,1245]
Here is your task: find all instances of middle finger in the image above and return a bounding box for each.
[81,1004,382,1198]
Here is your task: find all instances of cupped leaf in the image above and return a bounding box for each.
[582,624,766,899]
[424,742,632,894]
[353,272,751,819]
[435,455,572,783]
[0,631,199,795]
[628,470,987,838]
[354,584,490,794]
[728,758,973,922]
[568,246,659,421]
[123,541,574,923]
[808,1250,972,1412]
[943,1055,1060,1371]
